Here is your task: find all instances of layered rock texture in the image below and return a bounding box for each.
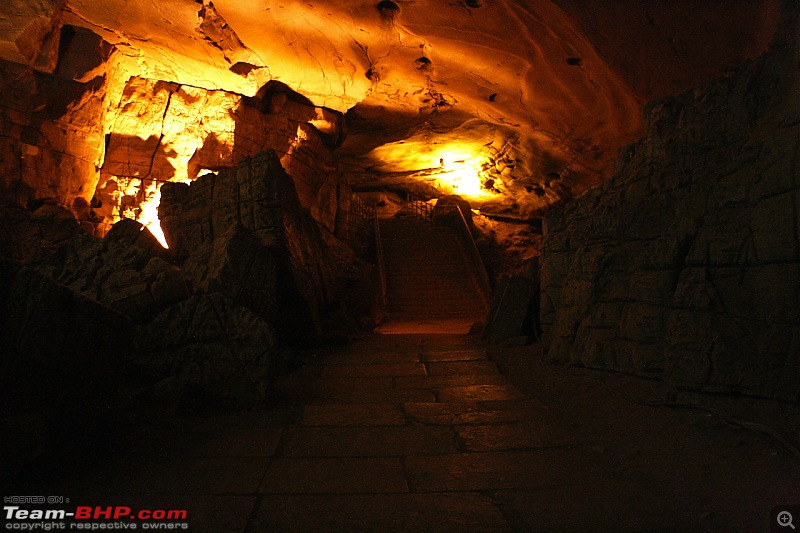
[1,150,371,416]
[0,46,342,244]
[0,0,787,223]
[540,39,800,401]
[93,76,343,241]
[0,0,797,412]
[159,150,364,341]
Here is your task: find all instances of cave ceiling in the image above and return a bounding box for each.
[0,0,786,218]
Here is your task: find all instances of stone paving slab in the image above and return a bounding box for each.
[169,409,294,428]
[420,349,487,362]
[10,333,799,532]
[375,318,478,334]
[113,425,284,457]
[304,387,436,404]
[393,373,510,389]
[311,376,394,395]
[455,421,582,452]
[438,384,528,402]
[280,426,461,457]
[321,362,428,378]
[112,456,270,495]
[162,495,256,533]
[403,401,543,426]
[427,360,499,375]
[317,351,422,365]
[492,483,689,532]
[19,455,271,495]
[302,404,407,426]
[404,449,608,492]
[246,493,511,532]
[260,457,409,494]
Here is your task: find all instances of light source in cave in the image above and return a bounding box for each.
[119,178,186,249]
[370,140,498,201]
[435,150,493,199]
[131,182,167,247]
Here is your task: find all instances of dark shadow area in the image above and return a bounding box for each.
[54,25,109,81]
[254,79,316,114]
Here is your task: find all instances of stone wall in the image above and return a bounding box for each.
[159,150,361,343]
[0,59,109,215]
[540,39,800,401]
[93,76,343,239]
[0,45,345,244]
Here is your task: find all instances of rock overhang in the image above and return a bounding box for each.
[0,0,788,219]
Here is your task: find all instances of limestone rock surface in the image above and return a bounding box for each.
[160,149,360,342]
[134,293,279,408]
[540,41,800,401]
[182,222,278,323]
[0,205,189,323]
[1,0,786,222]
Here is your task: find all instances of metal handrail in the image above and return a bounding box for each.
[374,214,388,309]
[433,204,492,310]
[396,193,492,311]
[342,192,385,314]
[406,199,433,222]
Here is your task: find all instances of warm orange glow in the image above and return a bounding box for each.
[370,141,496,201]
[102,86,239,246]
[117,178,167,248]
[435,151,493,199]
[134,183,167,248]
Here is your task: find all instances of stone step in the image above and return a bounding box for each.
[386,281,474,288]
[386,306,485,314]
[385,280,476,288]
[387,302,485,309]
[387,299,485,309]
[383,263,472,271]
[379,215,485,323]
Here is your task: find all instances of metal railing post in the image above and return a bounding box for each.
[375,214,388,310]
[435,205,492,310]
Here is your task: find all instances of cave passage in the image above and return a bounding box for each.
[8,332,799,531]
[376,204,490,335]
[2,2,800,531]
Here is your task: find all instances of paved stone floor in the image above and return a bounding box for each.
[9,333,800,532]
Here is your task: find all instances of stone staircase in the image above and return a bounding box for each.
[379,214,488,327]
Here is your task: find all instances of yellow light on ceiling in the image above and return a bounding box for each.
[368,139,496,200]
[434,150,493,199]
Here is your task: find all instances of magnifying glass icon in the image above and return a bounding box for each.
[778,511,796,529]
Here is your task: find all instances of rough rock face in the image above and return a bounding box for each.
[134,293,278,408]
[0,260,133,412]
[103,217,167,257]
[484,274,538,345]
[0,258,134,481]
[540,40,800,401]
[0,204,282,409]
[182,223,278,323]
[159,149,359,341]
[1,0,787,223]
[93,76,341,239]
[0,35,344,245]
[0,58,110,214]
[1,207,189,324]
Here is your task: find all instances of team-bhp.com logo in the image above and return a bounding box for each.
[4,503,189,530]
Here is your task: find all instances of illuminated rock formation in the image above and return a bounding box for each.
[0,0,795,407]
[0,0,786,228]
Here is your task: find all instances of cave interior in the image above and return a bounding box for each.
[1,0,800,530]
